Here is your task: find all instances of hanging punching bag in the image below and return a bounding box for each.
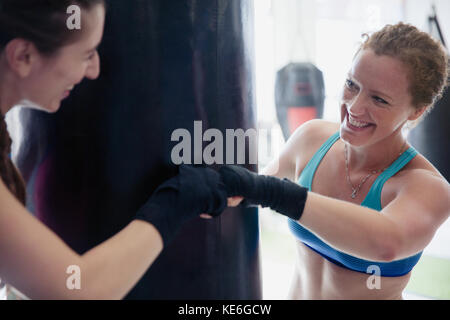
[409,74,450,181]
[14,0,261,299]
[275,62,325,140]
[409,12,449,182]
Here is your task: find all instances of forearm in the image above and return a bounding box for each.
[300,192,401,262]
[2,214,161,300]
[79,220,163,299]
[219,165,404,262]
[1,164,226,299]
[1,203,161,299]
[79,165,226,298]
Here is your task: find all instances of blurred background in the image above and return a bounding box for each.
[253,0,450,300]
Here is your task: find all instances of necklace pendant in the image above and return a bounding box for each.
[351,190,357,199]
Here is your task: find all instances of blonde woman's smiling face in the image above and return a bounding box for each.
[339,49,420,147]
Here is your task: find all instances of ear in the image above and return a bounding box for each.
[407,105,428,122]
[4,39,40,78]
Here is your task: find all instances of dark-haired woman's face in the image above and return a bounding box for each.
[21,4,105,113]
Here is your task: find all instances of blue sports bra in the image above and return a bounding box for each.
[288,131,422,277]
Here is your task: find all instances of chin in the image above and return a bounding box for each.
[48,105,61,114]
[43,100,62,113]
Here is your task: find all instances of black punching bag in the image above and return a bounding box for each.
[409,13,450,182]
[15,0,261,299]
[409,75,450,182]
[275,62,325,140]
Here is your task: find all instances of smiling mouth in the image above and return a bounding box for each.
[348,114,372,128]
[344,110,375,131]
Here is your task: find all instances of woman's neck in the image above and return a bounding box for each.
[0,71,17,116]
[344,131,408,174]
[0,95,7,117]
[0,56,20,116]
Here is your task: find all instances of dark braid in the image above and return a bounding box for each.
[0,115,26,204]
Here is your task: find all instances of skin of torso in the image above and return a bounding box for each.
[287,120,439,300]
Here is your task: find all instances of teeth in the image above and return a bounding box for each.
[349,115,370,128]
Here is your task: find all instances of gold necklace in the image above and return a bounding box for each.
[344,141,407,199]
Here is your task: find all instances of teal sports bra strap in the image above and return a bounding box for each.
[361,146,418,210]
[298,131,340,188]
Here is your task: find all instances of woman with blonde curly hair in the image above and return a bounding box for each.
[220,22,449,299]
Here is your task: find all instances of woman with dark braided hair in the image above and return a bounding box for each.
[0,0,228,299]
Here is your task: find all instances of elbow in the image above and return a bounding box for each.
[377,245,397,262]
[375,234,402,262]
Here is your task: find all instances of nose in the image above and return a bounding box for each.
[85,52,100,80]
[347,92,367,116]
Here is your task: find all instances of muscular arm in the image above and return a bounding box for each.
[0,179,163,299]
[268,122,449,261]
[0,164,227,299]
[294,170,449,262]
[225,120,449,262]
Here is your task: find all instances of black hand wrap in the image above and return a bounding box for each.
[135,165,228,246]
[219,165,308,221]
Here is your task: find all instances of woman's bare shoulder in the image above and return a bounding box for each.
[385,152,450,209]
[286,119,340,177]
[289,119,339,146]
[396,151,447,181]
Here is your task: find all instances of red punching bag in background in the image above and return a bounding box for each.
[275,63,325,140]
